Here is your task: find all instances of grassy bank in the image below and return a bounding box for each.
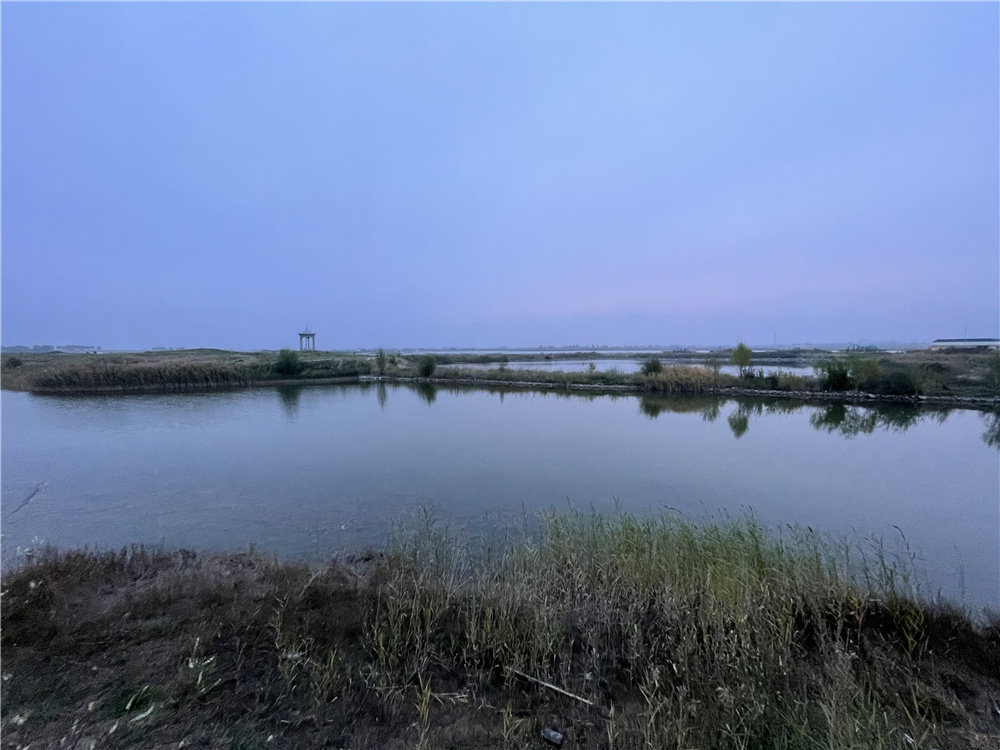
[3,348,998,405]
[3,512,998,749]
[0,350,372,393]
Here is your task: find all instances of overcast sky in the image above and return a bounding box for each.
[2,2,997,351]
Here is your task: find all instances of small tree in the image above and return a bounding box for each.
[815,358,851,391]
[374,348,388,377]
[418,355,437,378]
[730,342,752,378]
[641,358,663,375]
[274,349,302,376]
[988,350,1000,393]
[849,356,881,392]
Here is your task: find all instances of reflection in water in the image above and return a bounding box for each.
[726,401,763,438]
[639,395,724,419]
[370,381,995,448]
[638,392,997,447]
[415,383,437,405]
[983,411,1000,448]
[277,386,302,421]
[809,403,939,437]
[2,385,995,611]
[810,403,877,436]
[727,412,749,438]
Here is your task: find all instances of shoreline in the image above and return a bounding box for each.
[13,373,999,411]
[4,512,998,748]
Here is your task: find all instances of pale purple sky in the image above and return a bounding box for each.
[3,2,998,350]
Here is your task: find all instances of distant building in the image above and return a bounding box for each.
[929,338,1000,350]
[298,328,316,351]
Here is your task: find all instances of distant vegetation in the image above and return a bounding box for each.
[815,355,918,396]
[640,357,662,375]
[640,364,724,393]
[374,348,388,377]
[417,354,437,377]
[2,347,997,404]
[3,511,997,748]
[730,341,752,377]
[0,350,370,393]
[273,348,302,376]
[17,357,269,392]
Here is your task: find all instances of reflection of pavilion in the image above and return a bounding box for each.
[298,327,316,351]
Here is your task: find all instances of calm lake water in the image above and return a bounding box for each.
[2,385,997,614]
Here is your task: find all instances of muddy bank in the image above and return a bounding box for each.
[3,519,999,750]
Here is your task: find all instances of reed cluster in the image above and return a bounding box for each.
[640,364,732,392]
[25,357,270,392]
[368,510,991,749]
[431,366,643,388]
[3,514,997,748]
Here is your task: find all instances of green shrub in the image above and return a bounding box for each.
[816,358,852,391]
[274,349,302,376]
[731,342,752,377]
[417,355,437,378]
[641,358,663,375]
[874,370,919,396]
[988,351,1000,391]
[849,357,881,392]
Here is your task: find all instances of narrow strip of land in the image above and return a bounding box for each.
[2,347,998,409]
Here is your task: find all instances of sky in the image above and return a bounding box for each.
[2,2,998,351]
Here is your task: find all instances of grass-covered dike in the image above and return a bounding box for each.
[3,511,998,749]
[3,348,999,408]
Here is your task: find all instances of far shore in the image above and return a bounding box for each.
[2,347,998,410]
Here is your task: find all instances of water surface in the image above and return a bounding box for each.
[2,385,997,613]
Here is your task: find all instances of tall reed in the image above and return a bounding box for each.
[367,510,966,749]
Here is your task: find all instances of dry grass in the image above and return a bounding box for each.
[640,364,731,392]
[4,349,997,402]
[25,357,269,392]
[3,513,998,749]
[1,350,372,393]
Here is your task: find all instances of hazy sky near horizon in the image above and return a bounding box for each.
[2,3,997,351]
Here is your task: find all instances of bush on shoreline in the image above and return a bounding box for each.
[417,354,437,377]
[273,348,302,376]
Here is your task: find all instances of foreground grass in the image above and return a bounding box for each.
[3,512,998,749]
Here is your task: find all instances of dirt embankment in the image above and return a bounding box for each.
[3,540,999,750]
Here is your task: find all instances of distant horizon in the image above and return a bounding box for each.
[3,335,987,354]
